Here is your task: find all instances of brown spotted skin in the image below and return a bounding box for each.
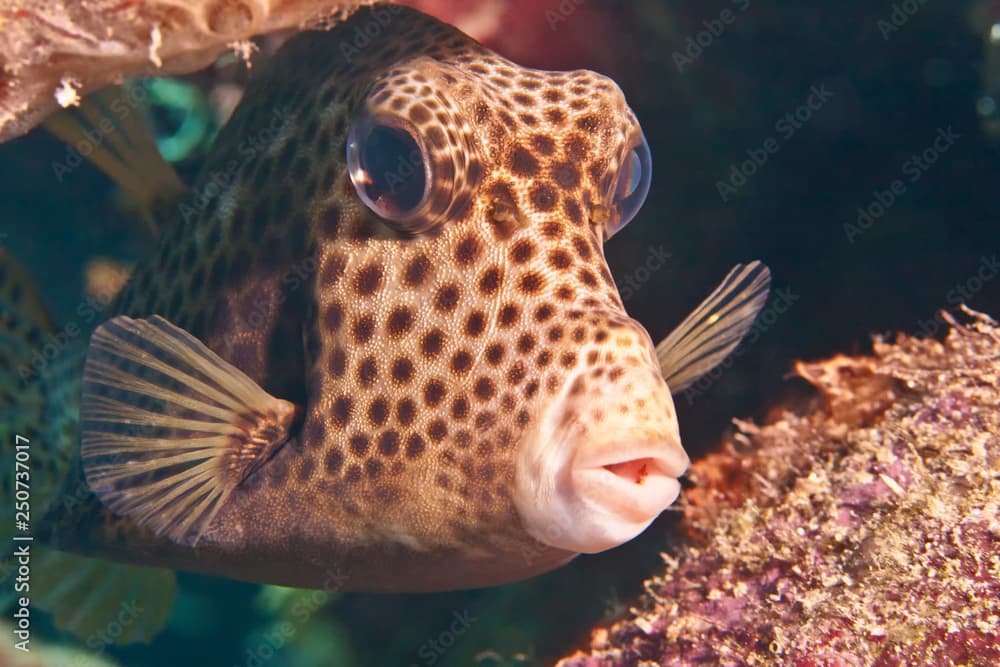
[50,4,678,590]
[0,250,76,546]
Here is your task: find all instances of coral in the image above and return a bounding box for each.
[0,0,372,142]
[0,0,641,146]
[558,308,1000,667]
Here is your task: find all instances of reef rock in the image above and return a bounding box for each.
[559,307,1000,667]
[0,0,630,145]
[0,0,373,142]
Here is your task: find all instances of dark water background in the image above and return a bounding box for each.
[1,1,998,665]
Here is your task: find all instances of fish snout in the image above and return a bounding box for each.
[514,318,689,554]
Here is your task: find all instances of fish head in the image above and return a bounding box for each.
[294,6,688,570]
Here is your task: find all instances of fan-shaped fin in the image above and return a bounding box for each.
[657,261,771,391]
[81,315,298,546]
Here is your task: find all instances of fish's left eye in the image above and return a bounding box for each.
[347,115,430,226]
[607,135,652,238]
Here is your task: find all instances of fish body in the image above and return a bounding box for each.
[4,2,769,605]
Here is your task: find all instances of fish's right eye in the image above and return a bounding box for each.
[346,115,430,227]
[607,133,652,239]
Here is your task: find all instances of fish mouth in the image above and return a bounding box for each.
[515,412,690,555]
[512,332,691,555]
[571,448,687,526]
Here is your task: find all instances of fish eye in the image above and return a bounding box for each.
[346,115,430,225]
[607,134,652,238]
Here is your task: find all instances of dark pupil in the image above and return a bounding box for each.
[360,125,426,216]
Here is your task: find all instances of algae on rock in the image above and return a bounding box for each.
[0,0,374,142]
[559,308,1000,667]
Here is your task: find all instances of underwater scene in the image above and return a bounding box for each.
[1,0,998,665]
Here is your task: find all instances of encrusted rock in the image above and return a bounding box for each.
[559,307,1000,667]
[0,0,373,142]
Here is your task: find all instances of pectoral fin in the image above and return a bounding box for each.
[31,547,175,645]
[656,261,771,391]
[81,315,298,546]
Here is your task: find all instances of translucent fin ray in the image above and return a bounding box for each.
[43,85,187,236]
[31,547,175,645]
[656,261,771,392]
[81,315,298,546]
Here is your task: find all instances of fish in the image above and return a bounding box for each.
[0,2,770,643]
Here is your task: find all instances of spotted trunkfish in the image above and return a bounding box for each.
[0,2,769,643]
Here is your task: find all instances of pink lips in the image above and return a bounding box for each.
[572,446,688,524]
